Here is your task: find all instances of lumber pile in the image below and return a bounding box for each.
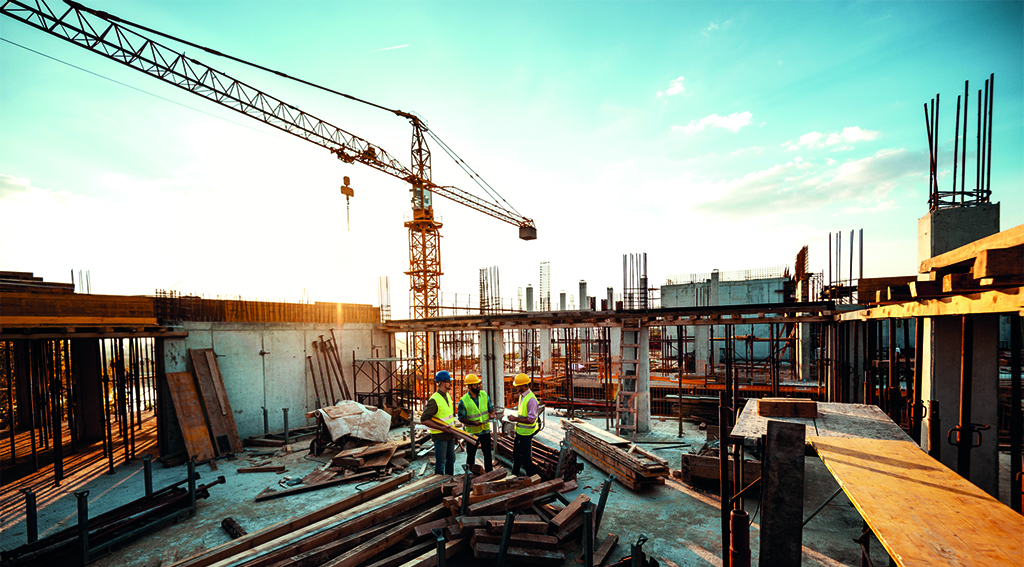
[495,426,585,481]
[562,418,670,490]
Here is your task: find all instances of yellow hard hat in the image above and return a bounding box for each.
[513,373,531,386]
[464,374,482,385]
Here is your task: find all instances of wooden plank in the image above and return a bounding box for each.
[549,493,590,531]
[811,436,1024,567]
[472,475,537,495]
[165,371,215,462]
[394,538,467,567]
[360,445,397,468]
[470,529,558,549]
[254,473,374,501]
[471,542,565,565]
[593,533,619,566]
[362,540,433,567]
[190,348,243,455]
[227,476,446,567]
[909,280,943,298]
[459,514,543,529]
[857,276,916,300]
[564,418,631,446]
[920,223,1024,274]
[467,479,564,516]
[973,245,1024,278]
[264,514,410,567]
[756,398,817,418]
[484,517,549,534]
[320,504,448,567]
[412,517,458,539]
[679,454,760,486]
[174,472,414,567]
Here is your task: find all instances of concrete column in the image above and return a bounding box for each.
[559,292,567,311]
[710,272,720,368]
[920,315,1000,495]
[638,327,651,433]
[606,287,614,311]
[538,329,552,376]
[579,281,587,310]
[695,326,711,376]
[480,330,505,411]
[71,339,104,442]
[526,286,533,312]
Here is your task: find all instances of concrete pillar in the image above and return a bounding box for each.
[526,286,533,312]
[638,327,651,433]
[579,281,587,310]
[538,329,552,376]
[606,287,614,311]
[920,315,1000,495]
[710,272,720,368]
[918,204,1000,260]
[559,292,567,311]
[71,339,105,442]
[610,327,621,376]
[480,330,505,411]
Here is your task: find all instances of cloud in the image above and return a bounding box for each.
[692,147,924,218]
[672,111,752,134]
[371,44,409,52]
[785,126,880,151]
[656,76,686,99]
[702,22,719,36]
[0,174,31,198]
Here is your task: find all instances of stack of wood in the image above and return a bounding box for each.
[561,418,670,490]
[166,349,243,464]
[495,428,584,481]
[308,332,353,404]
[174,473,459,567]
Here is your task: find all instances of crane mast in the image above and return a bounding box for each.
[3,0,537,378]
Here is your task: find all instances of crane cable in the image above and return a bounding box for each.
[65,0,405,118]
[425,129,524,218]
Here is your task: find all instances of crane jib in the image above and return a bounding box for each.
[1,0,535,234]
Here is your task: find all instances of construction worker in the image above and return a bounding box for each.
[505,373,539,477]
[421,370,456,475]
[458,374,496,473]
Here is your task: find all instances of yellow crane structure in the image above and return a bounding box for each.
[2,0,537,377]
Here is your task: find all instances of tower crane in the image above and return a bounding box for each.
[2,0,537,375]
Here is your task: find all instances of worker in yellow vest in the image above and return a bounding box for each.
[420,370,456,475]
[458,374,496,473]
[505,373,539,477]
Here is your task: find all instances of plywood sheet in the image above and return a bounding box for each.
[810,436,1023,566]
[731,401,912,444]
[189,348,243,455]
[166,371,215,462]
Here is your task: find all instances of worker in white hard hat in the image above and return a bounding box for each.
[458,374,496,473]
[421,370,456,475]
[505,373,539,477]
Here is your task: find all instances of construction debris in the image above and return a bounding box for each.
[562,418,670,490]
[496,426,584,481]
[308,400,392,444]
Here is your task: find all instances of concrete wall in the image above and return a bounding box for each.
[164,322,386,440]
[661,276,788,364]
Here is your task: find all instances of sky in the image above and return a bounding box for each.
[1,1,1022,319]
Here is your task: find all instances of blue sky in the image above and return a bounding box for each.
[1,1,1021,317]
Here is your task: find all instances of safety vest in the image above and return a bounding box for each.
[426,391,455,434]
[460,391,490,435]
[515,389,539,436]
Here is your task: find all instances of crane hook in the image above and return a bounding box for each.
[340,176,354,231]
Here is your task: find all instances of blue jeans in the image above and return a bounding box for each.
[433,437,456,475]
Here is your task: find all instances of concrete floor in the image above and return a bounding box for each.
[1,409,1017,566]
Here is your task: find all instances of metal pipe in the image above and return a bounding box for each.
[460,464,471,517]
[595,474,613,532]
[76,490,90,565]
[21,488,37,543]
[962,81,968,203]
[143,454,153,497]
[497,511,515,567]
[730,509,750,567]
[955,315,974,478]
[48,342,63,486]
[188,458,197,516]
[953,95,961,195]
[307,356,321,409]
[432,528,447,567]
[980,81,988,197]
[927,400,941,460]
[6,342,13,464]
[582,501,594,567]
[719,391,730,567]
[977,88,982,196]
[803,487,842,526]
[282,408,290,445]
[986,73,994,197]
[631,534,648,567]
